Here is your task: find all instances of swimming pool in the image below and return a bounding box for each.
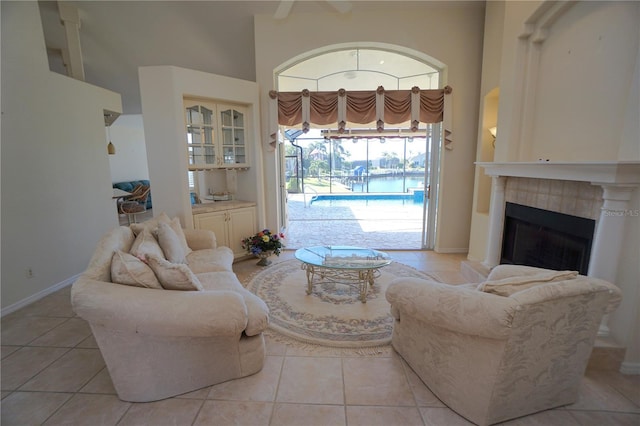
[310,191,425,206]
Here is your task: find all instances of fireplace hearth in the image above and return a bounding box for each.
[501,202,595,275]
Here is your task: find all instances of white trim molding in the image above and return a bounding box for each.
[0,274,79,317]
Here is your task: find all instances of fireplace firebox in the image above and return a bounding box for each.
[501,203,595,275]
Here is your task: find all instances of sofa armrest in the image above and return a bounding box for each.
[487,264,559,281]
[386,278,518,339]
[72,278,248,337]
[183,228,217,250]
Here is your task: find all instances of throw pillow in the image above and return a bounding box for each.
[111,250,163,289]
[146,254,203,291]
[478,270,579,297]
[129,228,165,260]
[169,217,192,257]
[156,222,187,264]
[130,212,171,236]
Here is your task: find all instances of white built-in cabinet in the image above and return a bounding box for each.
[193,205,256,258]
[184,98,249,169]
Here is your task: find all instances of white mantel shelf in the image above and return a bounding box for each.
[476,161,640,185]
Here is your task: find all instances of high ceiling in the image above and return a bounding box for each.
[37,1,477,115]
[37,1,331,114]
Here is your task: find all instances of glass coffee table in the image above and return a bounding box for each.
[294,246,392,303]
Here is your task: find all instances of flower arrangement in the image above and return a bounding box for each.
[242,229,285,257]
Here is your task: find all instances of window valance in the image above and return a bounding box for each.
[268,85,453,149]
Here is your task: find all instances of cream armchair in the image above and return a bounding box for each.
[386,265,622,426]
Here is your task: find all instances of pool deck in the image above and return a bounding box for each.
[284,193,425,250]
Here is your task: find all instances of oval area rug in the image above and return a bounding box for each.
[246,259,438,348]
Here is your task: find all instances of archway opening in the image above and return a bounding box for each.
[276,46,443,250]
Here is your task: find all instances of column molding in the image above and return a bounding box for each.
[482,176,507,269]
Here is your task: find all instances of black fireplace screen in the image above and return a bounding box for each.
[501,203,595,275]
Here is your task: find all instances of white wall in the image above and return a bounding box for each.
[254,1,486,252]
[108,114,149,183]
[1,2,122,311]
[527,2,639,161]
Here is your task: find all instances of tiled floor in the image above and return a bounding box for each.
[2,251,639,425]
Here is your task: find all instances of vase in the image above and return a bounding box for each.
[256,252,273,266]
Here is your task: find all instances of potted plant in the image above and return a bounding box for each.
[241,229,285,266]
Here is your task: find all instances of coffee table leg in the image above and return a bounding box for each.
[303,264,314,295]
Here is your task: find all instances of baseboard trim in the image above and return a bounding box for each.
[620,362,640,375]
[1,274,79,317]
[434,247,469,254]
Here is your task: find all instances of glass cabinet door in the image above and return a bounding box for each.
[184,100,249,169]
[219,107,247,166]
[185,103,216,168]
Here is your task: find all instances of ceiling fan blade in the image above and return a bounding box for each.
[274,0,295,19]
[326,0,352,14]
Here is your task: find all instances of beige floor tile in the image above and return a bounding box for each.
[43,394,131,426]
[567,410,640,426]
[585,369,640,407]
[117,398,203,426]
[567,373,640,413]
[1,345,20,360]
[419,406,475,425]
[20,348,105,392]
[80,367,117,395]
[1,346,69,390]
[402,362,445,407]
[29,318,92,347]
[270,403,346,426]
[346,405,424,426]
[194,400,273,426]
[498,408,581,425]
[1,391,11,399]
[343,356,414,406]
[208,356,283,402]
[175,386,211,400]
[1,316,68,345]
[276,356,344,404]
[14,287,74,318]
[0,391,72,426]
[76,333,99,348]
[264,335,288,356]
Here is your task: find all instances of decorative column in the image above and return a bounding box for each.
[588,184,636,336]
[483,176,507,269]
[588,184,636,279]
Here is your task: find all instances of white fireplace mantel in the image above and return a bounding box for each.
[476,161,640,185]
[477,161,639,278]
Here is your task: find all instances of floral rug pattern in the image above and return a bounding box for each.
[246,259,437,348]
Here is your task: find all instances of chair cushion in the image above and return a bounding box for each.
[477,270,578,296]
[147,255,203,291]
[111,250,163,289]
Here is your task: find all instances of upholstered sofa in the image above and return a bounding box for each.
[113,180,152,209]
[386,265,622,426]
[71,213,269,402]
